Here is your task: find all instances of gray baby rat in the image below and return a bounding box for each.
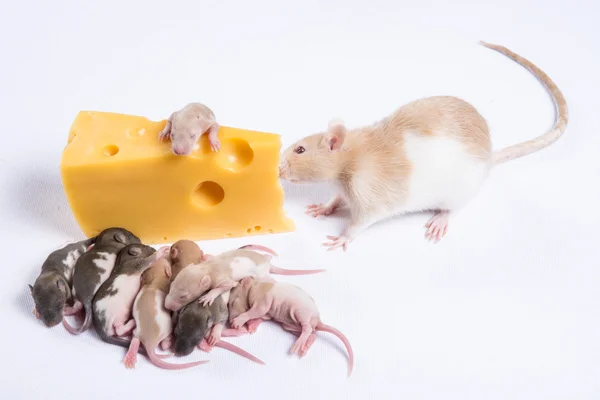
[29,238,95,327]
[63,227,141,334]
[172,292,264,364]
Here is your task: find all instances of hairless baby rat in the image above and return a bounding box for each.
[164,248,325,311]
[123,253,208,369]
[63,228,141,334]
[229,277,354,376]
[29,238,95,327]
[158,102,221,155]
[92,244,168,350]
[171,291,265,365]
[278,41,569,250]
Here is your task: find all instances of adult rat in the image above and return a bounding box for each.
[278,41,568,250]
[29,238,95,327]
[158,102,221,155]
[63,227,141,334]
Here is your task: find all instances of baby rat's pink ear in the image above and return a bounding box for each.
[324,118,347,152]
[199,275,211,288]
[241,277,253,288]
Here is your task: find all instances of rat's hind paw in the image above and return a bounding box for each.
[425,211,449,243]
[322,235,350,252]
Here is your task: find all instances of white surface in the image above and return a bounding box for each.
[1,0,599,399]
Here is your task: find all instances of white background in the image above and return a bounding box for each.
[0,0,598,399]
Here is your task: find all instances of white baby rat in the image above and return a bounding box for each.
[158,102,220,155]
[278,41,568,250]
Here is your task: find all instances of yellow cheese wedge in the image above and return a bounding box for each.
[60,111,295,244]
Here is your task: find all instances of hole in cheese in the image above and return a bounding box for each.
[254,226,261,232]
[192,181,225,207]
[246,228,252,233]
[268,229,274,233]
[103,145,119,156]
[215,138,254,172]
[225,233,232,237]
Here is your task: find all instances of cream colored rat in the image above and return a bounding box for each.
[278,41,569,250]
[158,102,220,155]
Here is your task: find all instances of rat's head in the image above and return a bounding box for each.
[279,119,349,183]
[94,228,141,248]
[170,111,205,156]
[172,303,213,356]
[165,271,211,312]
[228,277,254,321]
[115,244,156,272]
[29,273,70,327]
[170,240,204,268]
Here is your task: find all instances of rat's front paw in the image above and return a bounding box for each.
[210,139,221,152]
[198,294,215,306]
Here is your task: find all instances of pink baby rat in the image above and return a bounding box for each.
[158,102,221,155]
[278,41,568,250]
[228,277,354,376]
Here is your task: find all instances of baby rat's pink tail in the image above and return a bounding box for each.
[238,244,278,257]
[269,266,326,275]
[147,343,209,370]
[62,303,92,335]
[316,322,354,377]
[215,340,265,365]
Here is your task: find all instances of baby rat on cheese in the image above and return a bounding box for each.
[229,277,354,376]
[124,251,208,370]
[158,102,220,155]
[164,246,325,311]
[63,228,141,334]
[278,41,569,250]
[29,238,94,327]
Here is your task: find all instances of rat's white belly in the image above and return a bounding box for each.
[400,132,491,212]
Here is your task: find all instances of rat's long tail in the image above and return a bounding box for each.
[146,341,209,370]
[316,322,354,377]
[62,302,93,335]
[269,265,326,275]
[480,41,569,165]
[215,340,265,365]
[238,244,278,257]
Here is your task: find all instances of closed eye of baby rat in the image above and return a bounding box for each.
[279,41,569,251]
[158,102,221,155]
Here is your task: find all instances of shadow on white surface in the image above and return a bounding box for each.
[7,164,83,238]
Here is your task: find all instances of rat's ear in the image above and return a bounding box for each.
[323,119,347,152]
[28,284,33,295]
[170,246,179,261]
[128,246,142,256]
[114,231,127,244]
[241,277,253,288]
[56,278,67,293]
[199,275,211,289]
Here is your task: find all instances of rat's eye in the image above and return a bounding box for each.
[294,146,305,154]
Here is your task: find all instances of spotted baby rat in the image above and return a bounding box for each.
[278,41,569,250]
[158,102,220,155]
[123,252,208,369]
[229,277,354,376]
[63,228,141,334]
[29,238,95,327]
[92,244,168,350]
[171,291,265,365]
[164,247,325,312]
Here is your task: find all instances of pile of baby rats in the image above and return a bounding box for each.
[29,227,354,376]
